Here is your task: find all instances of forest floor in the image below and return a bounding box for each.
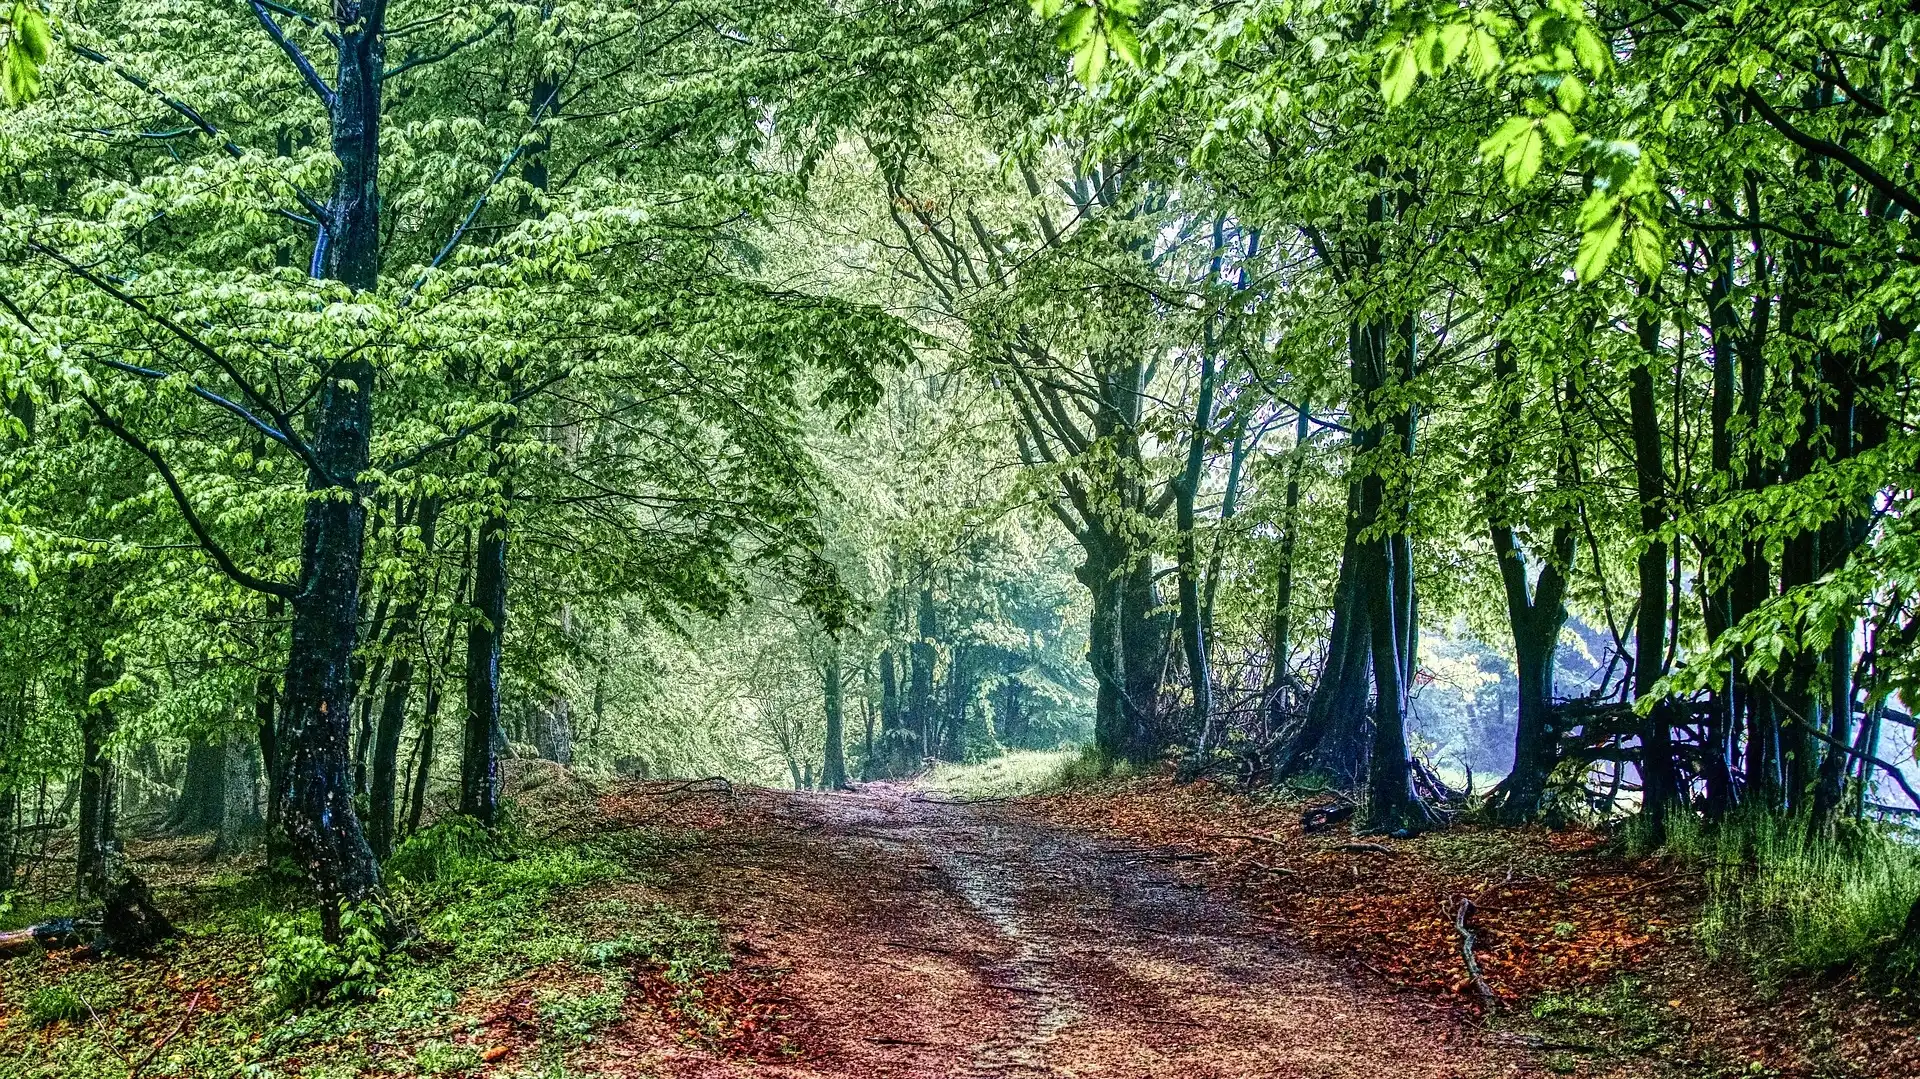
[3,768,1917,1078]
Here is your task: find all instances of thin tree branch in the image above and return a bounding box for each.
[26,240,333,482]
[248,1,335,106]
[96,358,298,449]
[67,45,333,227]
[79,392,297,599]
[384,15,508,80]
[1743,88,1920,219]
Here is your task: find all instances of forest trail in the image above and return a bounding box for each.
[590,781,1548,1079]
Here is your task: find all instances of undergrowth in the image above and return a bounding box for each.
[0,808,715,1078]
[1655,809,1920,986]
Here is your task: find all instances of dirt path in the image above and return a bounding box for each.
[595,782,1544,1079]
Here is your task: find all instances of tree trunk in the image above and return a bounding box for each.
[822,647,848,790]
[909,587,937,763]
[1486,343,1574,823]
[1630,306,1675,839]
[1354,313,1426,833]
[277,3,392,938]
[168,736,226,834]
[1268,400,1311,693]
[462,509,509,826]
[1701,240,1740,819]
[213,732,263,857]
[76,643,117,902]
[1174,324,1217,756]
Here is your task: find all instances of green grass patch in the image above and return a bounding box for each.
[1657,809,1920,985]
[920,748,1099,799]
[1525,976,1671,1055]
[0,812,714,1079]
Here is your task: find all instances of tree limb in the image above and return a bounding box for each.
[78,393,297,599]
[1743,88,1920,219]
[248,1,335,106]
[67,45,333,227]
[26,240,333,483]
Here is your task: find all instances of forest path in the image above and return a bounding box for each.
[592,780,1544,1079]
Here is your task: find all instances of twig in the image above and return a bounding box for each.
[1452,899,1497,1009]
[126,991,202,1079]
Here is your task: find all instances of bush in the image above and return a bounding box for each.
[1661,809,1920,984]
[256,902,389,1011]
[385,814,504,886]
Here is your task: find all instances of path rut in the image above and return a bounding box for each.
[604,782,1542,1079]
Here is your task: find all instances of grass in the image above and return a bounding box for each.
[0,809,723,1078]
[1654,808,1920,985]
[919,746,1131,800]
[1512,975,1673,1069]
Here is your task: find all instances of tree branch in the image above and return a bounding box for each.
[248,1,334,106]
[1743,88,1920,219]
[384,15,507,80]
[412,79,565,289]
[68,45,333,227]
[26,241,333,483]
[79,392,297,598]
[96,358,299,450]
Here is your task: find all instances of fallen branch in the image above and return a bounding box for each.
[1452,898,1497,1008]
[1327,842,1397,855]
[1300,802,1356,833]
[1209,831,1288,846]
[635,776,734,798]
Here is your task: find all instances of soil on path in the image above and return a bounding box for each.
[587,781,1546,1079]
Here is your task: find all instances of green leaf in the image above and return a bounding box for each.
[1105,16,1141,69]
[1437,22,1471,68]
[1554,74,1587,113]
[1072,30,1107,86]
[1029,0,1067,17]
[1379,44,1419,108]
[1466,28,1503,76]
[1058,3,1096,49]
[1503,122,1544,187]
[1630,218,1667,280]
[15,4,48,63]
[1572,24,1611,74]
[1478,115,1531,158]
[1575,207,1626,283]
[1540,110,1575,148]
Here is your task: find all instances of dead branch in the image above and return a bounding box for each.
[1327,842,1398,855]
[1209,831,1288,846]
[1452,898,1498,1008]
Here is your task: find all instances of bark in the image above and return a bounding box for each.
[168,736,226,834]
[1631,306,1676,838]
[278,4,391,937]
[821,647,849,790]
[908,587,937,762]
[76,644,117,901]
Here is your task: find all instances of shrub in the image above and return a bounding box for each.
[255,902,388,1011]
[385,814,503,886]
